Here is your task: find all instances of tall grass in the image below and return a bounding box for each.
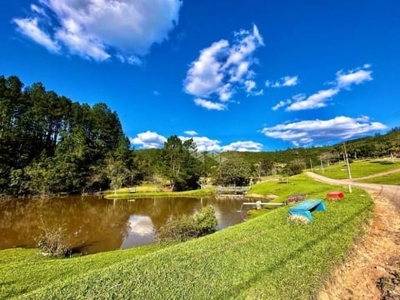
[4,174,373,300]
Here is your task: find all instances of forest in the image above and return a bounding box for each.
[1,75,399,196]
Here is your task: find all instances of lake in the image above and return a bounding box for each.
[0,195,250,254]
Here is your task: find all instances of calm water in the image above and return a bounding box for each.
[0,196,249,254]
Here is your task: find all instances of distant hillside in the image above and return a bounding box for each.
[135,128,400,169]
[222,128,400,166]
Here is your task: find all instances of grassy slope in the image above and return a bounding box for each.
[313,159,400,179]
[1,175,373,300]
[0,244,166,299]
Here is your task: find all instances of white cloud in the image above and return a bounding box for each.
[183,136,222,152]
[117,54,142,66]
[273,65,373,111]
[194,98,227,111]
[131,131,263,152]
[184,130,198,136]
[272,99,292,111]
[245,80,256,93]
[184,25,264,109]
[336,69,373,89]
[244,80,263,96]
[130,131,167,149]
[30,4,47,16]
[282,76,298,87]
[222,141,263,152]
[261,116,386,146]
[13,0,182,62]
[286,88,339,111]
[13,18,60,53]
[265,76,298,88]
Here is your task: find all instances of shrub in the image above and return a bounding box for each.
[193,205,218,235]
[35,224,71,257]
[287,214,310,225]
[158,205,218,243]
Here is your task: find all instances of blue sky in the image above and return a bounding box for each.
[1,0,399,152]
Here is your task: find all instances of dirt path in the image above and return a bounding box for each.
[305,172,400,299]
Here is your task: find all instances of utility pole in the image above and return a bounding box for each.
[343,142,352,193]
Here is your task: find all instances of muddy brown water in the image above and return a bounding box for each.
[0,196,250,254]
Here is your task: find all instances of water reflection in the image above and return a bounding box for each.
[0,196,250,254]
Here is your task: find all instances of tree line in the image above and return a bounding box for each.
[0,75,129,196]
[1,75,399,196]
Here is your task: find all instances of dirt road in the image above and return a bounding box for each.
[305,172,400,299]
[306,172,400,212]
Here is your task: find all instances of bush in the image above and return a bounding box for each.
[35,224,71,257]
[158,206,218,243]
[287,214,310,225]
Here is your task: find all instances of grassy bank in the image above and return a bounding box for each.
[0,244,167,299]
[104,187,214,199]
[1,174,373,299]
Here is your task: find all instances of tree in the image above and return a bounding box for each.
[161,136,200,191]
[284,159,306,176]
[104,136,131,194]
[214,153,252,186]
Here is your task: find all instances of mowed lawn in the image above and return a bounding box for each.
[1,174,373,300]
[359,171,400,185]
[313,158,400,180]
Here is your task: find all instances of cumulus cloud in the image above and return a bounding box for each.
[184,25,264,109]
[131,131,263,152]
[130,131,167,149]
[194,98,227,111]
[273,65,373,111]
[13,0,182,62]
[181,136,222,152]
[265,76,298,88]
[222,141,263,152]
[261,116,386,146]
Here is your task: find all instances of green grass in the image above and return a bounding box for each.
[105,188,215,199]
[248,174,335,202]
[359,172,400,185]
[0,244,167,300]
[313,159,400,179]
[1,175,373,300]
